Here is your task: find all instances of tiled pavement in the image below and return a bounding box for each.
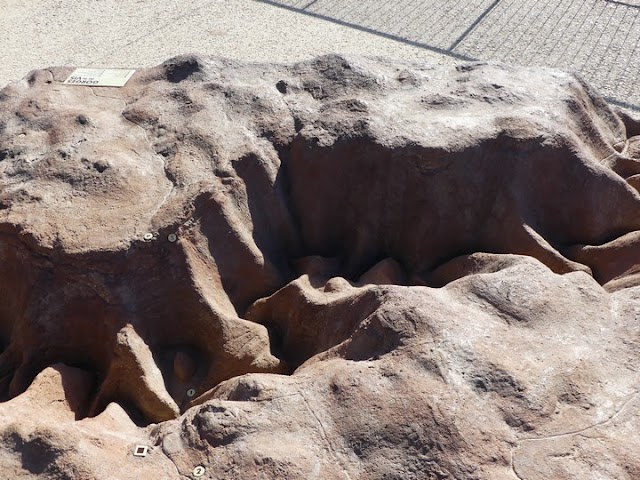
[262,0,640,109]
[1,0,638,108]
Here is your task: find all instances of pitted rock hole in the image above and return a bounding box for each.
[164,56,204,83]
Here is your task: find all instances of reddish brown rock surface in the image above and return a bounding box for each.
[0,54,639,479]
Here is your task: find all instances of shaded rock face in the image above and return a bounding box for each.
[0,54,639,479]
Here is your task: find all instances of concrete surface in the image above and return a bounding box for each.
[1,0,638,108]
[0,0,456,89]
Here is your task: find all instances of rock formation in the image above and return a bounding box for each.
[0,54,638,479]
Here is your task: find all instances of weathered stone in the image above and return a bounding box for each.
[0,54,638,478]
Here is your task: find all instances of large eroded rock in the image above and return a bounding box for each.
[0,54,638,479]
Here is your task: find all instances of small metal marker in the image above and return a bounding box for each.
[186,388,196,398]
[168,233,177,243]
[133,445,149,457]
[192,465,206,477]
[143,233,154,241]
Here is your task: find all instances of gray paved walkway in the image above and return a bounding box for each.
[0,0,456,89]
[264,0,640,108]
[1,0,638,108]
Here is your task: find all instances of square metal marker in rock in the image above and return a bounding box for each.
[132,445,149,457]
[64,68,135,87]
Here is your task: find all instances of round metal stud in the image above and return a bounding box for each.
[186,388,196,398]
[143,233,153,241]
[193,465,206,477]
[168,233,177,243]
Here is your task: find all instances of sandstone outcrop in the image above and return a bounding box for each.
[0,54,638,479]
